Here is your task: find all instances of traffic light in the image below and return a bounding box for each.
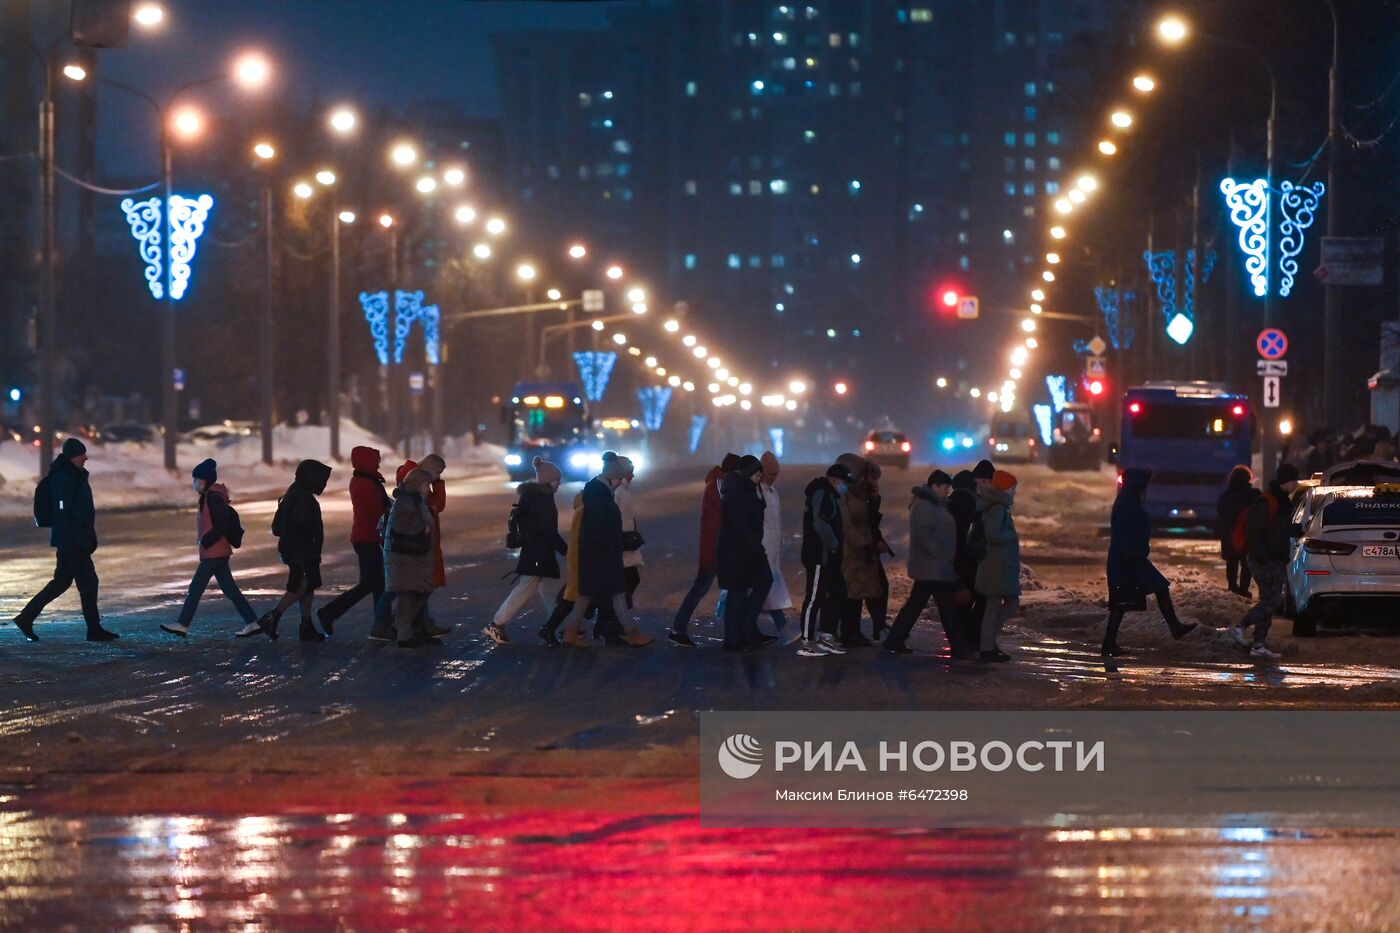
[1085,378,1106,397]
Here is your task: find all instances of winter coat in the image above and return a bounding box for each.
[697,466,724,572]
[841,485,883,599]
[801,476,843,566]
[384,488,435,593]
[906,485,957,583]
[276,460,331,565]
[1107,468,1168,605]
[1247,483,1292,564]
[1216,483,1260,559]
[514,481,567,578]
[395,459,447,588]
[717,470,772,592]
[573,476,626,597]
[46,454,96,553]
[349,446,391,545]
[617,481,644,569]
[974,484,1021,596]
[947,486,979,588]
[197,483,234,561]
[760,483,793,611]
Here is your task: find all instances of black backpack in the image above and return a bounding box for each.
[224,502,246,549]
[506,499,526,550]
[32,474,53,528]
[271,496,286,538]
[966,510,990,563]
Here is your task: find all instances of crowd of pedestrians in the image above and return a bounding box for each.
[16,437,1318,663]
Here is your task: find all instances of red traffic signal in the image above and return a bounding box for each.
[941,288,960,309]
[1086,378,1106,397]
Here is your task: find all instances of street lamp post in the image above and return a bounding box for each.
[258,165,275,465]
[329,199,343,461]
[38,44,58,478]
[1321,0,1343,432]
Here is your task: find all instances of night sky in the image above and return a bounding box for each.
[89,0,629,172]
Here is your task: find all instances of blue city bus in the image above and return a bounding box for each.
[501,382,600,482]
[1116,382,1255,523]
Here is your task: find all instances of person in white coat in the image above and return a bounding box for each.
[615,455,644,609]
[759,451,798,643]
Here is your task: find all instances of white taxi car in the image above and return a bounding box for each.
[1286,483,1400,636]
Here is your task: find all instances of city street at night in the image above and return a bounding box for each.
[6,0,1400,927]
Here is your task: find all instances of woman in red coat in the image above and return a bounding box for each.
[668,454,740,646]
[317,446,391,634]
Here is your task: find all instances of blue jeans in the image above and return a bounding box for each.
[671,568,718,635]
[175,558,257,628]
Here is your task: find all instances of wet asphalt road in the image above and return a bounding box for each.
[5,462,1400,929]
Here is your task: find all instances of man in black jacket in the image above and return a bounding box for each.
[255,459,333,642]
[487,457,567,644]
[797,463,853,657]
[1231,464,1300,659]
[946,469,984,653]
[717,455,775,651]
[13,438,117,642]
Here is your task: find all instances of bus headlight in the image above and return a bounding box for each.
[569,453,591,469]
[504,453,523,467]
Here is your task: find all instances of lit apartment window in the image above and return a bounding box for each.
[749,180,763,195]
[749,255,762,268]
[783,57,796,70]
[578,93,592,107]
[958,207,970,220]
[1025,82,1037,97]
[849,32,859,45]
[613,139,631,154]
[1004,132,1016,147]
[911,9,932,22]
[957,231,968,244]
[1023,132,1036,146]
[1023,157,1035,172]
[1046,181,1060,194]
[773,31,788,44]
[685,81,698,97]
[1046,131,1061,146]
[848,179,861,194]
[685,254,697,269]
[803,129,817,143]
[770,179,789,194]
[829,32,842,46]
[1022,182,1035,196]
[729,182,742,196]
[728,254,741,269]
[685,180,698,195]
[773,254,786,267]
[1003,157,1015,173]
[1024,106,1036,123]
[1004,182,1016,196]
[804,6,818,20]
[1048,157,1061,171]
[959,255,970,269]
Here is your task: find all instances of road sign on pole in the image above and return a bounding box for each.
[1262,375,1281,408]
[1085,355,1107,378]
[582,289,605,313]
[957,296,979,320]
[1256,360,1288,376]
[1086,335,1108,357]
[1256,328,1288,359]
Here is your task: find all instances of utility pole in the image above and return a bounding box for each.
[327,198,341,461]
[160,118,178,471]
[259,182,274,465]
[1322,1,1343,431]
[38,47,56,478]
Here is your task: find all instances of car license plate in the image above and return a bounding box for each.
[1362,545,1399,558]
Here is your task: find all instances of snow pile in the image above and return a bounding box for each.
[0,420,504,515]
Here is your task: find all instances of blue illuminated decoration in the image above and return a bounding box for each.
[1032,404,1054,447]
[358,289,441,367]
[1093,287,1137,351]
[1072,338,1091,355]
[768,427,785,460]
[636,386,673,432]
[358,291,391,366]
[1221,178,1269,297]
[689,414,708,454]
[1144,250,1176,322]
[1166,313,1195,345]
[1277,180,1325,297]
[120,194,214,300]
[572,351,617,403]
[1045,375,1069,413]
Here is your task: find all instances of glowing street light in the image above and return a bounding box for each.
[292,181,314,200]
[315,168,336,186]
[568,243,588,260]
[664,319,681,333]
[62,64,87,81]
[605,264,623,280]
[1054,198,1073,215]
[631,302,647,315]
[515,262,537,282]
[1021,318,1037,333]
[1076,173,1099,193]
[454,204,476,225]
[389,141,418,167]
[1011,347,1029,366]
[1025,338,1039,349]
[693,346,708,359]
[337,210,356,224]
[378,213,395,228]
[132,2,165,27]
[1067,188,1087,204]
[969,388,982,399]
[415,176,437,194]
[1042,270,1056,282]
[682,335,697,347]
[231,52,272,89]
[626,286,646,303]
[1030,303,1043,314]
[472,243,492,260]
[328,106,358,135]
[1110,110,1133,129]
[1049,226,1066,240]
[1132,73,1157,94]
[442,166,466,186]
[1046,252,1061,264]
[789,379,807,394]
[170,106,205,140]
[546,288,563,301]
[1156,14,1189,45]
[645,357,658,368]
[612,333,627,346]
[1097,139,1118,156]
[1031,288,1046,302]
[252,141,276,161]
[834,381,849,396]
[935,377,948,389]
[485,216,507,236]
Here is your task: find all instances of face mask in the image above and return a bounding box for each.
[193,480,204,493]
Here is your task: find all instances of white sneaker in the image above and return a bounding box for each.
[234,621,262,638]
[817,634,847,655]
[1250,643,1282,659]
[1228,625,1250,648]
[796,640,829,657]
[160,622,189,637]
[483,624,509,645]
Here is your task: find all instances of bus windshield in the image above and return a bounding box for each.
[517,406,586,443]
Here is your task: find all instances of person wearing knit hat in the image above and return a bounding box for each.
[319,446,393,638]
[12,435,118,642]
[886,465,975,657]
[945,468,985,654]
[972,459,996,484]
[973,465,1021,663]
[717,454,776,650]
[601,450,629,483]
[163,458,263,638]
[487,456,569,645]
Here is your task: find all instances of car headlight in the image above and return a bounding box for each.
[628,454,645,473]
[569,453,591,468]
[504,453,523,467]
[589,455,605,474]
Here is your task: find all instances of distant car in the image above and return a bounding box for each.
[186,421,257,444]
[988,415,1038,463]
[98,422,161,444]
[863,429,912,470]
[1287,484,1400,636]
